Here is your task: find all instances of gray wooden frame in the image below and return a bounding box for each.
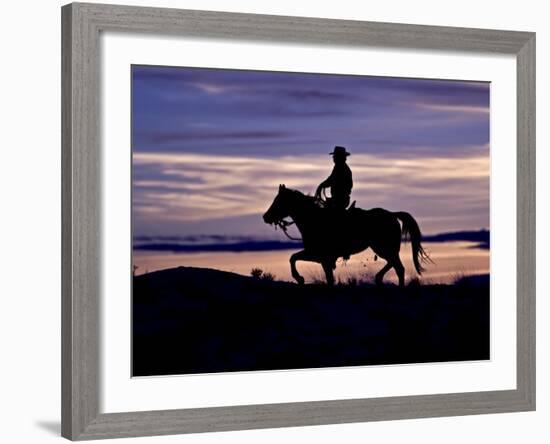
[61,2,536,440]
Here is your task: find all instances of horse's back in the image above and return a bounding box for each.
[352,207,400,231]
[361,206,391,214]
[353,206,393,219]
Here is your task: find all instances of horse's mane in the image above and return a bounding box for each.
[282,187,322,209]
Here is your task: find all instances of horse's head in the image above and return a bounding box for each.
[263,184,292,225]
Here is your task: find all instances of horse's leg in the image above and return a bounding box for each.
[392,255,405,287]
[290,250,317,285]
[321,261,335,286]
[371,214,405,286]
[375,261,392,286]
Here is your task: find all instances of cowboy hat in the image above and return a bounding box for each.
[329,146,350,156]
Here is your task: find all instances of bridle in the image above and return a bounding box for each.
[269,188,326,242]
[274,218,302,241]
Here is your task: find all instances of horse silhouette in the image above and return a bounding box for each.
[263,184,431,286]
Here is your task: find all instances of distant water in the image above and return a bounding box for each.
[133,241,489,285]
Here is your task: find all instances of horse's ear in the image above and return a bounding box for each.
[279,184,285,191]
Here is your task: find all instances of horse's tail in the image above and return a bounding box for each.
[393,211,432,274]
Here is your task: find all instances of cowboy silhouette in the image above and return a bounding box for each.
[315,146,353,210]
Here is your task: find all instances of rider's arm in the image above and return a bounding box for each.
[315,174,333,196]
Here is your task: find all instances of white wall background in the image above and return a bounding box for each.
[0,1,545,443]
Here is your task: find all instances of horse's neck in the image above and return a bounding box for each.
[288,197,316,233]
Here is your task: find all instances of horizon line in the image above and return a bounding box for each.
[133,228,490,253]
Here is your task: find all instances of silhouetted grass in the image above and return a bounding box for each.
[133,267,490,376]
[250,267,276,281]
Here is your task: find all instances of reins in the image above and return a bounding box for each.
[274,219,302,241]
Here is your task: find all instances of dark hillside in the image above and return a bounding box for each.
[133,267,489,376]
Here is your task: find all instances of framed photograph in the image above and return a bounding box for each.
[61,2,535,440]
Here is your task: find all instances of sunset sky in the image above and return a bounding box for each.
[132,65,490,240]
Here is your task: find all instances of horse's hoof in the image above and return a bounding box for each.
[296,276,305,285]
